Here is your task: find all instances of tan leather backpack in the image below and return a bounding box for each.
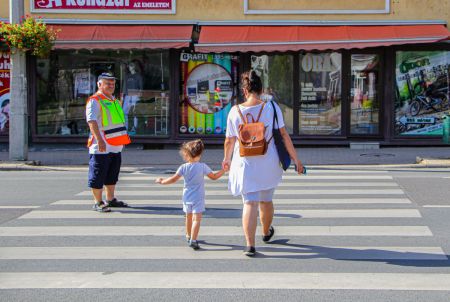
[236,102,269,157]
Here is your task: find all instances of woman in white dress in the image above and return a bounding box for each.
[222,70,304,257]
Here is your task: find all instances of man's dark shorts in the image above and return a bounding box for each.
[88,153,122,189]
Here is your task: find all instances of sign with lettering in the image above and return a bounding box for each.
[0,51,10,135]
[31,0,176,14]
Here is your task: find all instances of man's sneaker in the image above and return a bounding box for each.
[107,198,128,208]
[262,226,275,243]
[189,240,200,250]
[92,202,111,213]
[243,246,256,257]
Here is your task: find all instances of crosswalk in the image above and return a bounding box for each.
[0,168,449,293]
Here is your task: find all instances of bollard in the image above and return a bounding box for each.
[443,115,450,144]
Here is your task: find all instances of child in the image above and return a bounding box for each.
[155,139,225,250]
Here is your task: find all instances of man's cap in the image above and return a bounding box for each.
[98,72,116,81]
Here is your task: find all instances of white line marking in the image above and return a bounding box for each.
[0,206,40,209]
[1,272,450,290]
[119,182,399,188]
[0,226,433,237]
[76,189,405,196]
[121,175,393,180]
[19,209,422,219]
[51,198,412,205]
[423,205,450,208]
[0,246,444,260]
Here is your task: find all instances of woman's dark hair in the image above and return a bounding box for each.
[241,70,262,95]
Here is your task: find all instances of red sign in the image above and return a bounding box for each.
[0,51,10,135]
[32,0,175,14]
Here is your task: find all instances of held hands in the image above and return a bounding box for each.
[222,160,231,172]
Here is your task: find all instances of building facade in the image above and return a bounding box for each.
[0,0,449,145]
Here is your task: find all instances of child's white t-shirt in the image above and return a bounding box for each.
[176,162,212,204]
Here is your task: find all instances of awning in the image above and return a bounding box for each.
[52,25,193,50]
[195,25,450,53]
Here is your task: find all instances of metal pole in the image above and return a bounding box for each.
[9,0,28,161]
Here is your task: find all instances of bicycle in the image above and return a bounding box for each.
[409,91,448,116]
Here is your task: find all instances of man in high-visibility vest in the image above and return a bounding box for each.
[86,72,131,212]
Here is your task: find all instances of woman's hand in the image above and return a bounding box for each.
[293,159,304,175]
[222,159,231,172]
[155,178,163,184]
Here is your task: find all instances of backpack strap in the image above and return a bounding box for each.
[235,105,247,124]
[255,102,266,122]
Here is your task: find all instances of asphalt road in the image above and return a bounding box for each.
[0,167,450,302]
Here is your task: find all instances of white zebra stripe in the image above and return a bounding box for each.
[18,209,422,219]
[0,246,445,260]
[0,226,433,237]
[1,272,450,290]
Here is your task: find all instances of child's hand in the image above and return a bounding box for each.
[155,178,163,184]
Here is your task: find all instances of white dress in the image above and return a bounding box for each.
[226,102,285,196]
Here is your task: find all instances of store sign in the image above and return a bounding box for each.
[244,0,390,14]
[0,51,10,135]
[31,0,176,14]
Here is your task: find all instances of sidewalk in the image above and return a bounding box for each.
[1,144,450,171]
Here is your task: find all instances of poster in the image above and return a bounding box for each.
[0,51,10,135]
[73,69,91,98]
[179,53,238,135]
[299,52,342,135]
[395,51,450,136]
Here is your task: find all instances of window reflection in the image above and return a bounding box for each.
[251,54,294,134]
[350,54,380,135]
[36,50,170,136]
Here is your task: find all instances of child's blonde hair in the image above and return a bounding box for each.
[180,139,204,162]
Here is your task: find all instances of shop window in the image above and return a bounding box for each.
[36,50,171,136]
[350,54,380,135]
[299,52,342,136]
[0,50,10,136]
[251,54,294,134]
[395,51,449,136]
[179,53,239,135]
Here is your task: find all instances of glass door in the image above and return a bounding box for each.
[349,54,381,136]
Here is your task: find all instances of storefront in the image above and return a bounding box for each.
[1,0,449,146]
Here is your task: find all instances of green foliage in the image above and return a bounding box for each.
[0,15,58,58]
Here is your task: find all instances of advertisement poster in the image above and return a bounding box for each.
[395,51,449,136]
[32,0,175,14]
[179,53,238,135]
[299,52,342,135]
[0,51,10,135]
[73,69,91,98]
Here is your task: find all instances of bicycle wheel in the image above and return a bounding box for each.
[436,93,449,111]
[409,100,421,116]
